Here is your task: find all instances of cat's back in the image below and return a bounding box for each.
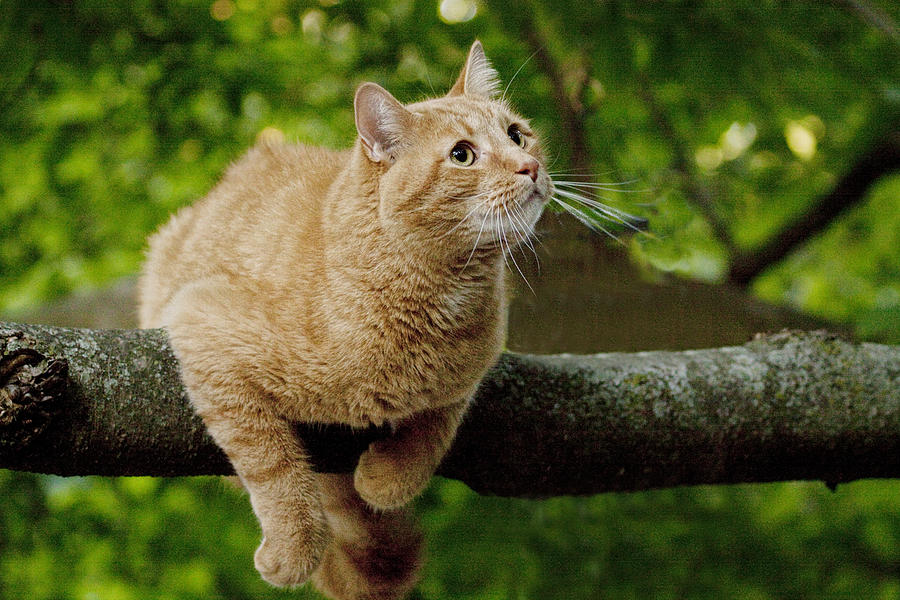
[138,141,346,328]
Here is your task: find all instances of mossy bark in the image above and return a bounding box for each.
[1,322,898,497]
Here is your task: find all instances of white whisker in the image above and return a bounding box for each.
[548,167,618,175]
[553,180,647,193]
[447,190,494,200]
[507,203,538,260]
[553,197,622,242]
[552,188,645,233]
[437,201,487,240]
[553,186,642,220]
[502,204,535,293]
[548,172,624,178]
[501,48,539,105]
[551,177,639,184]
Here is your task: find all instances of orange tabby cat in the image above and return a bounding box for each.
[138,41,552,599]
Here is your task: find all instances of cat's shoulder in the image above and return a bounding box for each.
[236,139,346,170]
[210,139,348,200]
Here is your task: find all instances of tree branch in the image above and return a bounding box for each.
[836,0,900,47]
[729,130,900,285]
[491,2,591,175]
[2,322,899,497]
[636,73,739,254]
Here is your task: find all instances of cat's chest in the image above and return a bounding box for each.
[338,290,504,418]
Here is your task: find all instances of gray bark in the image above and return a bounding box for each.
[1,321,898,498]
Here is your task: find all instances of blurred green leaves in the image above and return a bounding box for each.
[6,469,899,600]
[419,479,900,600]
[2,0,898,340]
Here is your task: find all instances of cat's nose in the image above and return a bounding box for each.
[516,159,539,182]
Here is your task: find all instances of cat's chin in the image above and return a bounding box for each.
[475,226,538,252]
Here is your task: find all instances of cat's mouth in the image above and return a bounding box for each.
[524,187,549,207]
[452,183,549,253]
[486,196,545,249]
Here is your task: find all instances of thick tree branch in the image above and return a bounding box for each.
[1,322,899,497]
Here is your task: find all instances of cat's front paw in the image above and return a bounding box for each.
[354,447,433,510]
[254,522,330,588]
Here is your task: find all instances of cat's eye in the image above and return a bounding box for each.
[508,124,526,148]
[449,142,476,166]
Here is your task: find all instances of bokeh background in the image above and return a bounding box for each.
[1,1,899,598]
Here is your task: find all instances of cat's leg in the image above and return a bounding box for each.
[311,473,423,600]
[162,278,331,587]
[354,399,468,510]
[206,402,330,587]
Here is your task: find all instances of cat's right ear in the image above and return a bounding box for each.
[354,83,412,164]
[448,40,500,99]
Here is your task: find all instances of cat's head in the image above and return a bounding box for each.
[353,41,552,257]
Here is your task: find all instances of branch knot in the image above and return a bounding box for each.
[1,334,69,446]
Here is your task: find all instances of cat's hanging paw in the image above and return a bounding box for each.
[353,445,433,510]
[254,521,331,588]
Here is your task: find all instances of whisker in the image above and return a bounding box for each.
[548,171,623,178]
[502,204,536,293]
[503,203,530,250]
[553,188,649,219]
[405,190,492,215]
[552,197,622,242]
[548,166,619,175]
[550,176,639,183]
[501,48,540,105]
[496,213,512,272]
[423,67,437,97]
[554,188,631,221]
[462,208,491,272]
[553,188,646,233]
[551,184,653,231]
[553,180,646,192]
[507,203,539,260]
[437,201,487,240]
[545,153,565,173]
[447,190,494,200]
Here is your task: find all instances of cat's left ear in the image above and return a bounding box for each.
[449,40,501,99]
[355,82,413,164]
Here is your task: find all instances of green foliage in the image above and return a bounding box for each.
[2,0,898,336]
[1,1,899,598]
[755,175,900,343]
[420,479,900,600]
[3,471,900,599]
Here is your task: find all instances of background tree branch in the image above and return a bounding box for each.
[2,322,898,498]
[729,129,900,285]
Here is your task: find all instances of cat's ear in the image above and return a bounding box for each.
[449,40,501,99]
[354,82,412,164]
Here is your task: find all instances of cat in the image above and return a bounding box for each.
[137,41,552,599]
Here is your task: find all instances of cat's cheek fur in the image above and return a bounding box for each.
[376,156,442,230]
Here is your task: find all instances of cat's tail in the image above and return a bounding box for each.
[311,473,423,600]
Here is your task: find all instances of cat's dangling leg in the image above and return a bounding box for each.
[202,402,330,587]
[354,399,469,510]
[311,473,423,600]
[161,277,331,587]
[313,399,469,598]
